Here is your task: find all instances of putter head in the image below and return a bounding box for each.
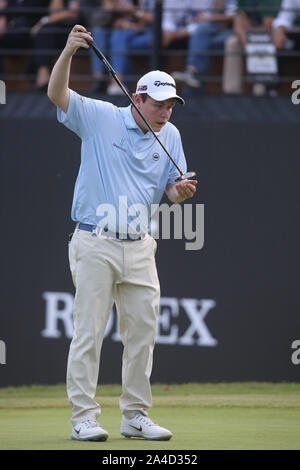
[175,171,197,182]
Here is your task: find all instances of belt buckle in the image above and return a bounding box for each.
[96,227,118,240]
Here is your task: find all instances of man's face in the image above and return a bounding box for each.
[134,94,176,133]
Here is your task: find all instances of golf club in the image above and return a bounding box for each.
[85,38,196,182]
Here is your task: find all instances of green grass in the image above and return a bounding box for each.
[0,383,299,450]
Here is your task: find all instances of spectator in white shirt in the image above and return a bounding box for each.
[223,0,281,95]
[170,0,237,92]
[272,0,300,48]
[271,0,300,94]
[162,0,199,48]
[85,0,154,95]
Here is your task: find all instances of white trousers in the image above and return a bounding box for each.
[67,227,160,427]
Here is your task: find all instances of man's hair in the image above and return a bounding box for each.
[140,93,148,103]
[132,93,149,102]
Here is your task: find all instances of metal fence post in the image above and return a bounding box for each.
[151,0,163,70]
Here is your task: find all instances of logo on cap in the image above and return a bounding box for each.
[154,81,176,89]
[138,85,148,91]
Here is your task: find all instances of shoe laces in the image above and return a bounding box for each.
[134,414,157,427]
[81,419,99,429]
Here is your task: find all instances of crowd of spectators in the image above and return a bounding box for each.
[0,0,300,95]
[0,0,81,90]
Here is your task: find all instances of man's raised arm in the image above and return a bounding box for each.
[47,25,93,113]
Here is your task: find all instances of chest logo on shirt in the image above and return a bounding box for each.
[113,137,127,153]
[113,142,127,152]
[153,153,160,161]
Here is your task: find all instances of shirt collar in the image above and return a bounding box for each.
[120,105,164,137]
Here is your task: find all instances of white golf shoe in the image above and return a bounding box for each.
[120,413,173,441]
[71,419,109,441]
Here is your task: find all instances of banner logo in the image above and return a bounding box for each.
[291,340,300,365]
[154,81,176,89]
[0,340,6,365]
[291,80,300,105]
[41,292,218,347]
[0,80,6,105]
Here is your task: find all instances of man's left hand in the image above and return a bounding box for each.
[175,179,198,202]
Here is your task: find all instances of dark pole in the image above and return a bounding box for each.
[151,0,163,70]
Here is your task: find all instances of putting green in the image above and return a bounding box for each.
[0,383,299,450]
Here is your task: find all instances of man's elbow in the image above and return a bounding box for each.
[47,90,59,109]
[47,87,54,103]
[47,82,56,104]
[47,88,69,113]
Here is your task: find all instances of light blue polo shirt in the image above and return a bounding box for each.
[57,89,187,233]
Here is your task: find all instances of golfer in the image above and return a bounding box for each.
[48,24,198,442]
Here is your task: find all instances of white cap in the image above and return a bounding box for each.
[136,70,185,105]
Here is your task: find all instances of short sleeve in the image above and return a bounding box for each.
[57,89,115,140]
[167,128,187,185]
[162,0,178,31]
[272,0,297,29]
[225,0,238,16]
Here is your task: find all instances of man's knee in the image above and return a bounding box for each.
[193,21,217,35]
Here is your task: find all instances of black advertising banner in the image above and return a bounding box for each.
[0,95,299,385]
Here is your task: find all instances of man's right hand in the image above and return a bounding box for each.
[48,24,93,113]
[64,24,93,57]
